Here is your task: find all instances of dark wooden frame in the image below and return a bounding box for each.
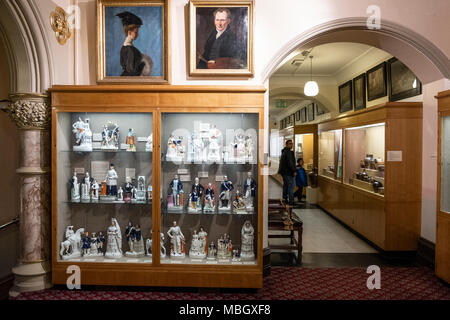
[353,73,366,110]
[338,80,353,113]
[366,62,387,101]
[387,57,422,102]
[301,107,307,123]
[295,110,301,122]
[307,103,315,121]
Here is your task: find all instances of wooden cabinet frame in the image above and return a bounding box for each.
[50,85,265,288]
[436,90,450,284]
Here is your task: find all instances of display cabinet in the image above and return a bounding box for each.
[51,85,265,288]
[318,102,422,251]
[436,90,450,284]
[318,129,342,180]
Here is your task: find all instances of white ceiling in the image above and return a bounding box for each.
[273,42,375,77]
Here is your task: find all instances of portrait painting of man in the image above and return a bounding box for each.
[97,0,169,83]
[189,1,254,76]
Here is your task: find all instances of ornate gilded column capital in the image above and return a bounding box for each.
[7,93,51,130]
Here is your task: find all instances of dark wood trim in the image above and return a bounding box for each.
[416,237,435,268]
[263,248,271,277]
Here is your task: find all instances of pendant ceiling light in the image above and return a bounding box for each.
[304,55,319,97]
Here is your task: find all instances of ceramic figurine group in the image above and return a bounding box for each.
[70,164,151,203]
[72,117,152,152]
[60,220,255,263]
[165,125,255,164]
[166,172,256,214]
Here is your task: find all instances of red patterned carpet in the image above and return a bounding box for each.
[10,267,450,300]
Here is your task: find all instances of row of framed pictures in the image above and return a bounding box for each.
[97,0,254,84]
[279,103,326,130]
[338,57,422,113]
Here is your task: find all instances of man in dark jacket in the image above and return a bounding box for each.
[278,140,297,206]
[197,8,242,69]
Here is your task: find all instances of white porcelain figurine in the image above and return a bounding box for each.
[188,177,204,213]
[100,121,119,150]
[167,221,185,258]
[60,226,84,260]
[81,172,92,202]
[125,222,145,257]
[189,230,206,259]
[146,231,166,258]
[203,183,216,212]
[72,117,93,152]
[135,176,146,202]
[240,220,255,261]
[243,171,257,212]
[217,233,232,260]
[91,179,99,201]
[105,218,123,259]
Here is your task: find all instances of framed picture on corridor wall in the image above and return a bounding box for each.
[97,0,170,83]
[339,80,353,113]
[387,57,422,101]
[353,73,366,110]
[366,62,387,101]
[188,0,254,77]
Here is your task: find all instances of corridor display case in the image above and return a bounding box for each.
[51,85,265,288]
[436,90,450,284]
[344,123,385,196]
[317,102,422,251]
[318,129,342,180]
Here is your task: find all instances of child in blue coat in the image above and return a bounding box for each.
[294,158,308,202]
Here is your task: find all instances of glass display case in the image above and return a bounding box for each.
[318,129,342,180]
[440,116,450,213]
[56,112,153,263]
[160,113,258,266]
[295,133,314,171]
[344,123,385,196]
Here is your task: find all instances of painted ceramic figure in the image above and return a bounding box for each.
[146,231,166,258]
[207,127,221,162]
[85,232,103,257]
[105,218,122,259]
[147,185,153,201]
[167,221,185,258]
[203,183,216,212]
[240,220,255,261]
[217,233,232,260]
[188,177,204,213]
[243,171,257,211]
[126,128,136,152]
[81,231,91,256]
[60,226,84,260]
[189,230,205,259]
[188,133,205,163]
[91,179,99,201]
[166,135,185,162]
[207,242,217,260]
[117,187,124,201]
[97,231,106,253]
[198,227,208,256]
[245,135,255,163]
[81,171,93,202]
[168,175,184,211]
[135,176,146,202]
[123,177,134,203]
[125,222,144,257]
[219,175,234,212]
[72,117,93,152]
[70,172,80,202]
[233,189,247,214]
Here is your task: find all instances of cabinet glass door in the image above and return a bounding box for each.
[318,129,342,180]
[160,113,259,266]
[56,112,153,264]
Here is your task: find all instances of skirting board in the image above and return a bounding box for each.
[263,248,271,277]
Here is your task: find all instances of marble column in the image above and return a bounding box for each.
[6,93,52,297]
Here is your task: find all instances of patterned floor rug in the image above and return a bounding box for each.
[10,267,450,300]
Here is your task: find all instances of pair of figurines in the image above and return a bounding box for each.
[101,122,120,150]
[124,221,145,257]
[166,135,185,163]
[146,231,166,258]
[233,172,257,213]
[81,231,105,257]
[70,171,100,202]
[228,133,255,163]
[189,228,208,259]
[217,233,233,260]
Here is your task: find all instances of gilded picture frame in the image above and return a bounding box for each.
[188,0,254,77]
[97,0,170,84]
